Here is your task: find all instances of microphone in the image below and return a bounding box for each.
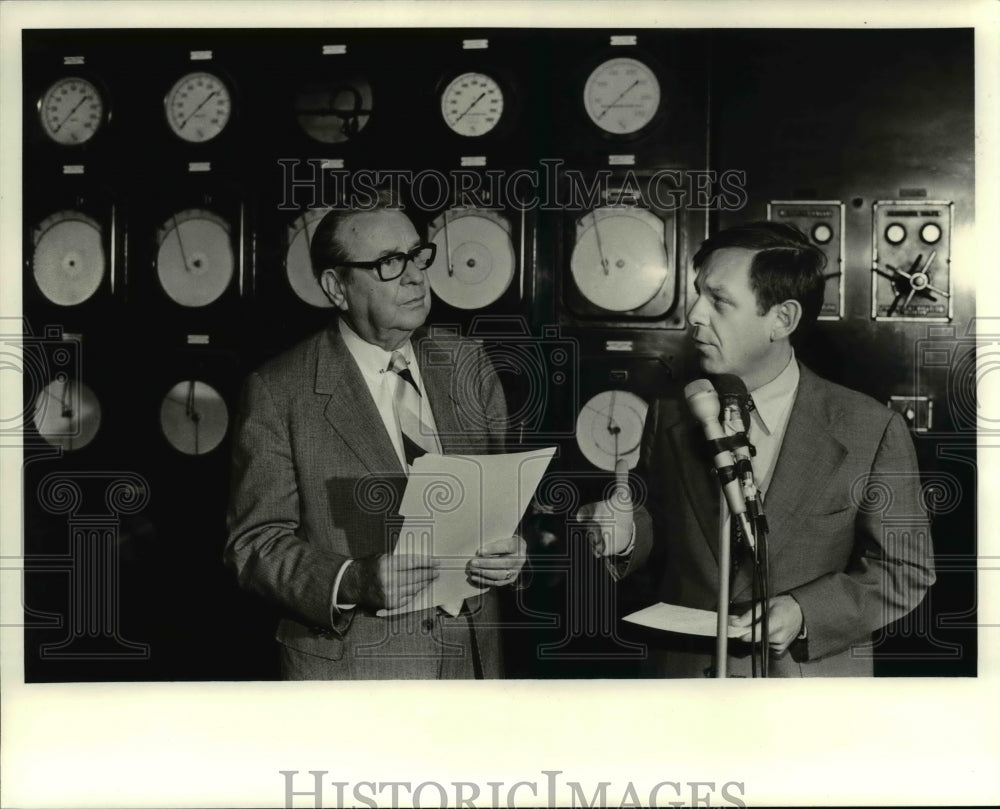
[684,378,755,548]
[711,375,762,514]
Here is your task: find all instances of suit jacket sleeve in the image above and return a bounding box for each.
[788,411,936,661]
[225,370,349,630]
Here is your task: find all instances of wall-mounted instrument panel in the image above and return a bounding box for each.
[21,28,975,681]
[767,201,845,320]
[871,200,953,322]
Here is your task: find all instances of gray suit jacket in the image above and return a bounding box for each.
[225,325,509,679]
[627,363,936,677]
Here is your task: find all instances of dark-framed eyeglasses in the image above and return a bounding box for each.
[337,242,437,282]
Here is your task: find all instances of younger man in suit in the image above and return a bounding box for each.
[581,221,936,676]
[226,192,524,679]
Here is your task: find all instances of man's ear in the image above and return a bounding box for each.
[771,299,802,341]
[320,268,348,311]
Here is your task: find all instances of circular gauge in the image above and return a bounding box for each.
[920,222,942,244]
[38,76,105,146]
[426,209,515,309]
[159,380,229,455]
[156,209,234,307]
[583,57,661,135]
[575,389,648,471]
[33,378,101,451]
[293,77,372,144]
[884,223,907,245]
[571,207,669,311]
[286,208,334,308]
[164,71,232,143]
[811,223,833,244]
[31,210,105,306]
[440,72,504,137]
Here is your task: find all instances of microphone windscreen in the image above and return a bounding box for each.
[684,378,720,423]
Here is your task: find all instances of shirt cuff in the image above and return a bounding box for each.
[331,558,358,617]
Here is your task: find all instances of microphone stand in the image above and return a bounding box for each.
[715,500,732,679]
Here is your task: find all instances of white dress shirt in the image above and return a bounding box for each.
[744,350,800,499]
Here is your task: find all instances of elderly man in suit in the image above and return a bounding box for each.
[581,221,935,676]
[226,192,524,679]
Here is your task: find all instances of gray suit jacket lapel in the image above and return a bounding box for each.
[670,417,723,564]
[743,365,848,577]
[417,336,462,453]
[314,327,402,475]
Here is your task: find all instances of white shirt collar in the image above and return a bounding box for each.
[338,318,413,380]
[748,351,800,436]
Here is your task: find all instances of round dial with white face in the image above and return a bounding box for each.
[583,57,661,135]
[32,210,105,306]
[164,71,232,143]
[38,76,105,145]
[160,380,229,455]
[426,208,515,309]
[570,206,670,312]
[285,208,334,308]
[155,209,234,307]
[440,72,504,137]
[575,389,648,471]
[34,378,102,451]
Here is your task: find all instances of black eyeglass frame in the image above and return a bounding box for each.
[335,242,438,282]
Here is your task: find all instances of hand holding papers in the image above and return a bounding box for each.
[378,447,555,616]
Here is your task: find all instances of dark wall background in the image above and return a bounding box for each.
[21,28,975,680]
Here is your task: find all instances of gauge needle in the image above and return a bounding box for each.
[178,90,218,130]
[453,92,486,123]
[186,381,202,455]
[443,215,454,277]
[596,80,639,120]
[60,380,74,419]
[606,392,622,462]
[170,214,191,272]
[593,217,610,275]
[52,95,91,133]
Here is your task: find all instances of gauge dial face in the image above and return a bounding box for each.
[286,208,334,308]
[440,72,504,137]
[33,378,101,451]
[160,380,229,455]
[294,77,373,144]
[38,76,105,146]
[575,389,648,471]
[570,207,670,311]
[156,209,234,307]
[32,210,105,306]
[165,71,232,143]
[583,57,661,135]
[426,208,515,309]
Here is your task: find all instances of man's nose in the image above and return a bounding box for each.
[687,294,707,328]
[400,258,426,285]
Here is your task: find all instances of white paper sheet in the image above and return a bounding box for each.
[623,602,742,638]
[379,447,556,616]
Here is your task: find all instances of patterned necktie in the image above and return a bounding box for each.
[388,350,442,466]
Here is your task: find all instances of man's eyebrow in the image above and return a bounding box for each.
[694,276,727,296]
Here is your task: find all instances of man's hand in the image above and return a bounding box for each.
[574,458,634,557]
[341,553,440,611]
[466,535,527,587]
[729,594,804,656]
